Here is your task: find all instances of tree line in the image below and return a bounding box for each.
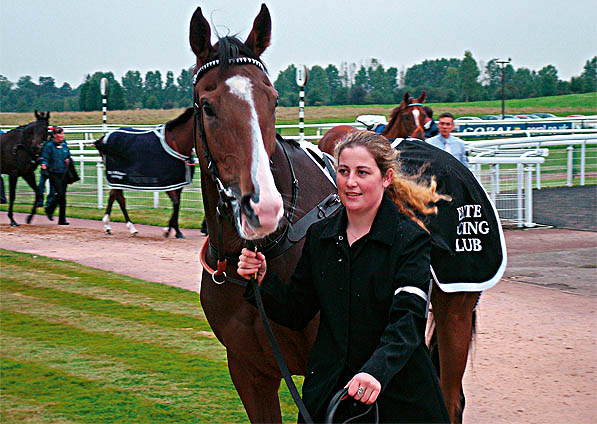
[1,52,595,113]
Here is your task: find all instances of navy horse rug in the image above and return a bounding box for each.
[393,138,507,293]
[95,125,194,191]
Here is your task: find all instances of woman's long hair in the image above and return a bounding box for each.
[334,131,450,230]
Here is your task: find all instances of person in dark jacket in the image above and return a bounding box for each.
[424,106,439,138]
[36,137,58,207]
[238,131,450,423]
[41,127,71,225]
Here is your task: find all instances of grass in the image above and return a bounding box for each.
[0,249,303,423]
[1,93,595,126]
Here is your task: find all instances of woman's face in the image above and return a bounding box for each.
[337,146,392,215]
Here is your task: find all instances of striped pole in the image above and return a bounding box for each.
[299,87,305,142]
[295,65,308,143]
[100,78,108,134]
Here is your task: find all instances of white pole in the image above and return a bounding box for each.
[299,88,305,142]
[100,78,108,134]
[517,163,523,228]
[524,165,534,227]
[97,162,104,208]
[566,145,574,186]
[580,140,586,186]
[153,192,160,208]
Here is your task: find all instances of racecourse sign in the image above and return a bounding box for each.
[456,121,574,133]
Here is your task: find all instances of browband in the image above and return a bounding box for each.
[192,57,266,85]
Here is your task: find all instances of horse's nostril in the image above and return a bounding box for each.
[241,193,261,228]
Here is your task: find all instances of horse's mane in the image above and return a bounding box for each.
[165,107,194,130]
[207,36,268,74]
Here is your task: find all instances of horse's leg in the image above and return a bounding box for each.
[23,172,40,224]
[102,189,117,234]
[114,190,138,235]
[165,189,184,238]
[227,353,282,423]
[431,287,480,424]
[1,175,8,204]
[7,175,18,226]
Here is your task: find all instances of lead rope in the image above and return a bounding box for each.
[248,242,314,424]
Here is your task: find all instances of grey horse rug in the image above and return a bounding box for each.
[95,125,194,191]
[392,138,507,293]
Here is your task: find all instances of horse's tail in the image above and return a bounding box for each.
[94,137,106,154]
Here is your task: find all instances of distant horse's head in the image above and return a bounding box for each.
[190,4,281,240]
[382,92,430,140]
[30,110,51,155]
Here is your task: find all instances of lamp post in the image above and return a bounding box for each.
[496,58,511,119]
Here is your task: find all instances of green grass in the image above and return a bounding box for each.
[0,249,303,423]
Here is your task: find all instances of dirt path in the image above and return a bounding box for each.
[2,213,596,423]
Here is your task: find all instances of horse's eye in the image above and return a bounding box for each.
[275,97,279,108]
[202,100,216,117]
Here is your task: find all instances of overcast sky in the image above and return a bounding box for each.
[1,0,596,88]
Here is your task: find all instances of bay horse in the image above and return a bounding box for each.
[189,5,338,422]
[0,111,50,226]
[317,91,430,156]
[94,109,195,238]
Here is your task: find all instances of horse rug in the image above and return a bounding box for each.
[394,138,507,293]
[96,125,194,191]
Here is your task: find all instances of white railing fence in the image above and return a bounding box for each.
[4,126,596,228]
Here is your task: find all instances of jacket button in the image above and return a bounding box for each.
[338,258,342,262]
[338,235,343,241]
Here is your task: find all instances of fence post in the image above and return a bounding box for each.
[517,163,523,228]
[79,156,85,183]
[524,164,534,227]
[495,164,500,194]
[580,140,586,186]
[153,192,160,208]
[490,164,497,205]
[97,162,104,209]
[566,145,574,186]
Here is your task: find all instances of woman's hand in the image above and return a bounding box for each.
[345,372,381,405]
[237,248,267,284]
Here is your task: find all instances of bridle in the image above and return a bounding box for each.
[192,57,301,285]
[406,102,426,139]
[12,121,48,166]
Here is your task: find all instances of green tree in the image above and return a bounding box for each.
[305,65,330,105]
[325,64,342,105]
[79,72,125,111]
[122,70,144,108]
[0,75,14,111]
[273,64,299,107]
[537,65,559,96]
[459,51,481,101]
[144,70,163,107]
[512,68,536,98]
[176,66,194,107]
[163,71,178,109]
[580,56,597,92]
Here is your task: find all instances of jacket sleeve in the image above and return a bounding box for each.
[359,226,431,390]
[243,225,320,331]
[40,142,52,167]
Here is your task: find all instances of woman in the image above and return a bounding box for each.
[41,127,71,225]
[238,131,450,423]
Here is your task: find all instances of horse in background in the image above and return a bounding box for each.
[317,91,430,156]
[94,108,195,238]
[189,5,339,422]
[0,111,50,226]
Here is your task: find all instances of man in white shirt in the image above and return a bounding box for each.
[426,112,468,167]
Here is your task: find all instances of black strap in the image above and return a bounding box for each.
[287,193,342,243]
[251,275,314,423]
[325,388,379,424]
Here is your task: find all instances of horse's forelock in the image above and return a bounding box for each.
[209,36,267,75]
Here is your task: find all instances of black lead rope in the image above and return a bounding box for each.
[325,388,379,424]
[248,243,314,424]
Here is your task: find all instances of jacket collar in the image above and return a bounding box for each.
[320,194,398,246]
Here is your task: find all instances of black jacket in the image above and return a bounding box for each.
[247,195,448,422]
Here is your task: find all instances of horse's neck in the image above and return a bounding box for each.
[166,118,195,157]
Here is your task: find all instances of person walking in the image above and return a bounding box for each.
[423,106,439,138]
[36,137,58,208]
[238,131,450,423]
[41,127,71,225]
[426,112,468,167]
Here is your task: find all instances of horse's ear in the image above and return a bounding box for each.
[35,110,40,119]
[189,7,215,65]
[401,91,410,106]
[244,4,271,57]
[417,91,426,104]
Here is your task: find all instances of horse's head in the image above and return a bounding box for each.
[382,92,430,140]
[30,110,50,156]
[190,4,282,240]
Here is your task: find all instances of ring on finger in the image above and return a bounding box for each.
[357,386,364,396]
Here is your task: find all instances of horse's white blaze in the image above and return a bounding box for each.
[412,109,420,126]
[226,75,283,235]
